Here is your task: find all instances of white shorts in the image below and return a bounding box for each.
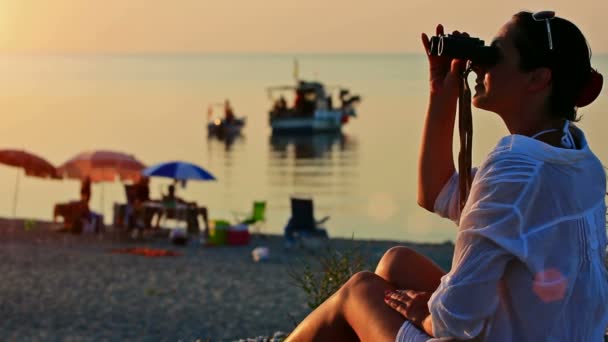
[395,321,459,342]
[395,321,431,342]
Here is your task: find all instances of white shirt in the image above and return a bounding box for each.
[428,127,608,341]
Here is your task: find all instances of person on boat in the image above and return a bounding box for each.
[294,90,305,115]
[224,99,235,124]
[272,95,289,117]
[285,11,607,341]
[278,95,288,112]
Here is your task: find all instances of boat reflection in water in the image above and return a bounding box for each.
[268,132,359,198]
[206,129,245,152]
[269,132,353,159]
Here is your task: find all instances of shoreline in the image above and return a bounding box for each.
[0,218,454,341]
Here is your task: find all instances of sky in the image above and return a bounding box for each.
[0,0,606,54]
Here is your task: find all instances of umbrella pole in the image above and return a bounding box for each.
[12,170,20,218]
[100,183,105,219]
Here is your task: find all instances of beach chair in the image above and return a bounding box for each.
[233,201,266,234]
[53,200,98,234]
[284,197,329,248]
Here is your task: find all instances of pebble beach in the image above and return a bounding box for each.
[0,218,454,341]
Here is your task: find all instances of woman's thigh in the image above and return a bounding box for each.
[375,246,446,292]
[342,271,408,342]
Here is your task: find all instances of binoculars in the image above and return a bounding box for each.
[429,34,500,67]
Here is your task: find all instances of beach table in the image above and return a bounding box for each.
[113,201,202,233]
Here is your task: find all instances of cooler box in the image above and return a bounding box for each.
[227,223,250,245]
[208,219,230,246]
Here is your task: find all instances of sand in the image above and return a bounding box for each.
[0,218,454,341]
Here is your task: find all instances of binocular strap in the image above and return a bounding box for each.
[458,67,473,212]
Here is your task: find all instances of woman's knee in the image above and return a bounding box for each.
[341,271,388,297]
[347,271,377,286]
[376,246,417,273]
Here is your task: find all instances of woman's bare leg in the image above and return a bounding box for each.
[286,247,446,341]
[286,271,406,342]
[375,246,445,292]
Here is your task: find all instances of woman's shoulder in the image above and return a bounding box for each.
[476,140,542,183]
[468,142,543,209]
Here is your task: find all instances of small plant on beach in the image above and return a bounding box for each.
[288,240,368,310]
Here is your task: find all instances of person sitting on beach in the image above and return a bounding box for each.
[154,184,209,237]
[77,177,103,233]
[125,176,152,230]
[285,11,607,341]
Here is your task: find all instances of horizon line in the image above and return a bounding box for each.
[2,51,607,58]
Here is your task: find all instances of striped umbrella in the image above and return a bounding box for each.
[58,150,145,183]
[142,161,216,181]
[58,150,146,216]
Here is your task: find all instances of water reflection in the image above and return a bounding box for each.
[269,132,355,160]
[206,131,245,152]
[268,132,359,197]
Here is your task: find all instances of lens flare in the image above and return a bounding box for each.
[532,268,567,303]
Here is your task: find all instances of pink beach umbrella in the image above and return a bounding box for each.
[58,150,145,183]
[58,150,146,214]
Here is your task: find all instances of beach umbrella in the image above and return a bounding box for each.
[58,150,145,183]
[58,150,146,214]
[0,149,60,217]
[142,161,216,182]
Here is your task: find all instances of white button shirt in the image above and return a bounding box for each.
[428,127,608,341]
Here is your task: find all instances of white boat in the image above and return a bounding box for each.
[267,80,361,134]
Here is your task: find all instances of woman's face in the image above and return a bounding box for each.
[472,19,531,116]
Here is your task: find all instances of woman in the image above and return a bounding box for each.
[285,11,607,341]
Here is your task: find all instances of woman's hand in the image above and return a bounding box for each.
[385,289,432,330]
[421,25,468,99]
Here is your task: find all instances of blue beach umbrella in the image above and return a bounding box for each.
[142,161,215,181]
[142,161,216,181]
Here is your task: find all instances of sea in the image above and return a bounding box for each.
[1,53,607,243]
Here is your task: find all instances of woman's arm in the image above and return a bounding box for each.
[422,315,434,336]
[417,26,466,212]
[417,92,458,211]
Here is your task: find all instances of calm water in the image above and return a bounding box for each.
[1,53,607,242]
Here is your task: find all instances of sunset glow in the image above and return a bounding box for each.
[0,0,606,54]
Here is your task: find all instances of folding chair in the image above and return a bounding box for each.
[234,201,267,234]
[284,197,329,248]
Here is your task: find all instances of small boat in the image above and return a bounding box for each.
[207,117,246,138]
[267,77,361,134]
[206,100,246,138]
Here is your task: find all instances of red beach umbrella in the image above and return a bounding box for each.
[0,149,59,179]
[0,149,60,217]
[58,150,146,215]
[58,150,145,183]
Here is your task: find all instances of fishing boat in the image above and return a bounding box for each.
[206,100,246,138]
[267,64,361,133]
[207,117,246,138]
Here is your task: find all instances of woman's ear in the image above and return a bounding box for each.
[527,67,552,93]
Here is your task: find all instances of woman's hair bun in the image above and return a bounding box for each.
[576,68,603,107]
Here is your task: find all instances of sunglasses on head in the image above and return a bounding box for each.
[532,11,556,51]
